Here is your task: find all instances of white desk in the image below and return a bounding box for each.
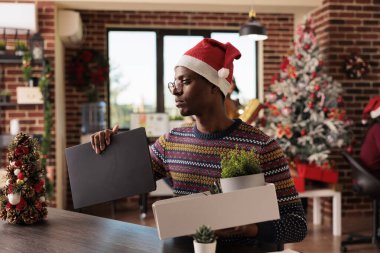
[299,189,341,236]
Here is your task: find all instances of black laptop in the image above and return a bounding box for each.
[65,127,156,209]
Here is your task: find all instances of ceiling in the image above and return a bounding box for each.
[56,0,322,14]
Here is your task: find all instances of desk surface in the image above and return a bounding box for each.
[0,208,277,253]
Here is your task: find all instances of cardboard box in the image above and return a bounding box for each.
[152,183,279,240]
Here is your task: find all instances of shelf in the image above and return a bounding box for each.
[0,103,17,107]
[0,54,22,64]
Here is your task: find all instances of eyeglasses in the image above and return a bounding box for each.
[167,79,192,95]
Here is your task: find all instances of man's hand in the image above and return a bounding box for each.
[90,125,119,154]
[215,224,258,238]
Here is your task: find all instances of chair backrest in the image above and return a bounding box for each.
[341,151,380,199]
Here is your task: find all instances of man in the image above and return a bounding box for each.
[91,38,307,244]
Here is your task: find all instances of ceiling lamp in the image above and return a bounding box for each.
[239,9,267,41]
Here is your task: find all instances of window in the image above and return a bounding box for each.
[108,29,257,129]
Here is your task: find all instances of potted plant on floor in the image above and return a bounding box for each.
[193,225,217,253]
[220,146,264,193]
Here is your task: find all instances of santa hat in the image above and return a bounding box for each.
[175,38,241,96]
[362,96,380,124]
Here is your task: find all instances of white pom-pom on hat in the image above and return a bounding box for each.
[218,68,229,79]
[8,193,21,205]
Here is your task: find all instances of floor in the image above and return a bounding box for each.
[81,197,380,253]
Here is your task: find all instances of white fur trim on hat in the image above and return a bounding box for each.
[370,106,380,119]
[176,55,231,96]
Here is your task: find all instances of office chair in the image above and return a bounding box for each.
[341,151,380,252]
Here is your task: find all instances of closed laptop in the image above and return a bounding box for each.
[65,127,156,209]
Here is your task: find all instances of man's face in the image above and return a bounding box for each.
[172,66,212,116]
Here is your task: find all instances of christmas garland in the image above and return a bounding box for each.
[0,133,48,224]
[343,54,370,79]
[22,52,33,82]
[38,60,53,181]
[19,54,54,198]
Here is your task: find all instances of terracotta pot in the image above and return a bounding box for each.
[220,173,265,193]
[193,240,216,253]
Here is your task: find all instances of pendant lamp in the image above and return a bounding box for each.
[239,9,267,41]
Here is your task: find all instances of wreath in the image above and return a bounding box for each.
[69,49,109,88]
[343,54,370,79]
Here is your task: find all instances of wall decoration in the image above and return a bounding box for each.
[69,49,109,102]
[343,53,370,79]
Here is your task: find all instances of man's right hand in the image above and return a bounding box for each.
[91,125,119,154]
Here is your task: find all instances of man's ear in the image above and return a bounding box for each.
[210,85,225,101]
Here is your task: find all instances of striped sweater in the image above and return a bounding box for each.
[149,119,307,244]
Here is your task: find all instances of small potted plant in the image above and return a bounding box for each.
[193,225,217,253]
[220,146,264,193]
[0,89,11,103]
[15,41,28,56]
[0,39,6,55]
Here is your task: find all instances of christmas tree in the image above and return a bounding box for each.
[259,17,352,166]
[0,133,48,224]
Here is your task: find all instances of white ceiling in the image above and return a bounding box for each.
[56,0,322,14]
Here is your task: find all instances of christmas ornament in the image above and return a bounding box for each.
[0,133,48,224]
[343,53,370,79]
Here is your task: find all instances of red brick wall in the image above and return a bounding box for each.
[64,10,294,208]
[312,0,380,219]
[0,2,56,205]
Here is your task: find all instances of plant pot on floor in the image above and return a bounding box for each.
[220,173,265,193]
[193,240,217,253]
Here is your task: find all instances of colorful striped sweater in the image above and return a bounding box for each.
[149,119,307,244]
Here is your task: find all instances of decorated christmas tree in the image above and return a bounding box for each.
[0,133,48,224]
[259,17,352,166]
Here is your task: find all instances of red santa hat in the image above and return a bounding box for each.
[362,96,380,124]
[175,38,241,96]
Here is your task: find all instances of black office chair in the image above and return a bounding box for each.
[341,151,380,252]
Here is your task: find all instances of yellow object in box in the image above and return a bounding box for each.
[152,183,279,240]
[239,99,262,124]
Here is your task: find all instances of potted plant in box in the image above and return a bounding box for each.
[220,146,264,193]
[193,225,217,253]
[0,89,11,103]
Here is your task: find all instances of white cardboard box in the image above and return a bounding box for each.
[152,183,280,240]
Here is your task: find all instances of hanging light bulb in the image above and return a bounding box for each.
[239,9,268,41]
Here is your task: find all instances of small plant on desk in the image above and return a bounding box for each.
[193,225,217,253]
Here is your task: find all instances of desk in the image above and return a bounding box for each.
[0,208,284,253]
[299,189,341,236]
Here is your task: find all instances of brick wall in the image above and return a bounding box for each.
[312,0,380,219]
[0,1,56,188]
[64,10,294,208]
[4,2,376,219]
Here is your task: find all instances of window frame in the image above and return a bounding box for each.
[106,28,259,129]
